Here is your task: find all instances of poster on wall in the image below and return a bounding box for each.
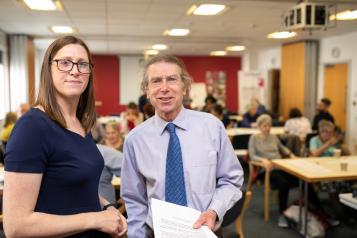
[238,71,265,114]
[189,83,207,109]
[205,71,226,107]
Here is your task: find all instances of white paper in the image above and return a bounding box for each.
[151,198,217,238]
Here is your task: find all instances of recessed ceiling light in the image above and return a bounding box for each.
[190,4,226,16]
[152,44,168,50]
[330,10,357,20]
[145,49,159,55]
[51,26,74,34]
[164,29,190,36]
[24,0,57,11]
[226,45,246,51]
[210,51,226,56]
[267,31,296,39]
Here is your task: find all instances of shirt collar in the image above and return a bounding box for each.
[154,106,188,135]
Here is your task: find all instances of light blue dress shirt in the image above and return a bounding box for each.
[121,107,244,238]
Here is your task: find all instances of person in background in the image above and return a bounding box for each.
[309,120,350,157]
[97,144,123,205]
[143,103,155,119]
[210,104,232,129]
[241,102,260,128]
[17,103,30,118]
[0,112,17,149]
[312,98,335,131]
[248,114,297,228]
[201,94,217,113]
[3,36,127,238]
[284,108,312,141]
[120,102,144,133]
[251,96,266,115]
[121,54,243,237]
[91,115,106,143]
[138,93,149,114]
[102,121,124,152]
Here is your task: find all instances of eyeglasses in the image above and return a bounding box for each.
[51,59,93,74]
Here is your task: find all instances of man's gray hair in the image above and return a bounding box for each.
[140,54,192,93]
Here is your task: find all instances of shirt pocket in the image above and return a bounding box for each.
[189,150,217,195]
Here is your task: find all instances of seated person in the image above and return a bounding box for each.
[284,108,312,141]
[241,102,260,128]
[210,104,232,128]
[249,114,296,227]
[201,95,217,113]
[312,98,335,131]
[0,112,18,148]
[97,144,123,205]
[251,96,266,115]
[309,120,350,157]
[101,121,124,152]
[120,102,144,133]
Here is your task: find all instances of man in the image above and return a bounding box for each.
[121,54,243,237]
[312,98,335,131]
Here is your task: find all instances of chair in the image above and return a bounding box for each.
[219,190,252,238]
[231,134,251,150]
[247,160,272,222]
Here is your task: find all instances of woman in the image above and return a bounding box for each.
[120,102,143,133]
[249,114,296,227]
[284,108,312,141]
[102,121,124,152]
[3,36,127,237]
[309,120,350,157]
[0,111,17,148]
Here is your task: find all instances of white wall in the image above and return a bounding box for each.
[0,31,9,119]
[119,55,144,104]
[242,47,281,110]
[318,31,357,153]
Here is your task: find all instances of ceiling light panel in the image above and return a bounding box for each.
[24,0,57,11]
[193,4,226,16]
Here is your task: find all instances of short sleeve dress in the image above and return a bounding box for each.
[5,108,110,238]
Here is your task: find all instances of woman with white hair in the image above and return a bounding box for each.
[249,114,297,227]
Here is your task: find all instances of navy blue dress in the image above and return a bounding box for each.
[5,108,110,238]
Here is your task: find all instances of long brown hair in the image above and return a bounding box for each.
[35,36,96,132]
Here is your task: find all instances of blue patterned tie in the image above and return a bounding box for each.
[165,122,187,206]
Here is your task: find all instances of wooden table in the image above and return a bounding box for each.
[272,156,357,237]
[227,127,285,137]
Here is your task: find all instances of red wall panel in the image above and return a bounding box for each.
[179,56,241,112]
[92,55,126,115]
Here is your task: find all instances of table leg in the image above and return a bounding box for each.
[298,179,303,231]
[304,181,308,237]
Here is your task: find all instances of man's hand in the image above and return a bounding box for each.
[193,209,217,230]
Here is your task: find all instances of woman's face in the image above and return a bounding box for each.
[319,128,334,142]
[259,122,271,135]
[106,127,120,144]
[51,44,90,100]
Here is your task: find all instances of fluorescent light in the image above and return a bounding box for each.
[192,4,226,16]
[330,10,357,20]
[145,49,159,55]
[152,44,168,50]
[164,29,190,36]
[51,26,74,34]
[267,31,296,39]
[210,51,226,56]
[226,45,246,51]
[24,0,57,11]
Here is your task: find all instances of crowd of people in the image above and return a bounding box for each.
[0,35,355,237]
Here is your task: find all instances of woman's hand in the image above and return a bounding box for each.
[94,209,127,237]
[260,158,274,172]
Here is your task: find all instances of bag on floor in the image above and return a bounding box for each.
[284,205,325,238]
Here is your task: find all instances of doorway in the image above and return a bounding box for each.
[323,63,348,131]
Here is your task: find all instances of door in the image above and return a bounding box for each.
[324,63,348,131]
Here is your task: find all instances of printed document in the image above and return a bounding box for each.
[151,198,217,238]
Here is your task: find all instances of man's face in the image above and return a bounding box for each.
[146,62,186,121]
[317,102,327,112]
